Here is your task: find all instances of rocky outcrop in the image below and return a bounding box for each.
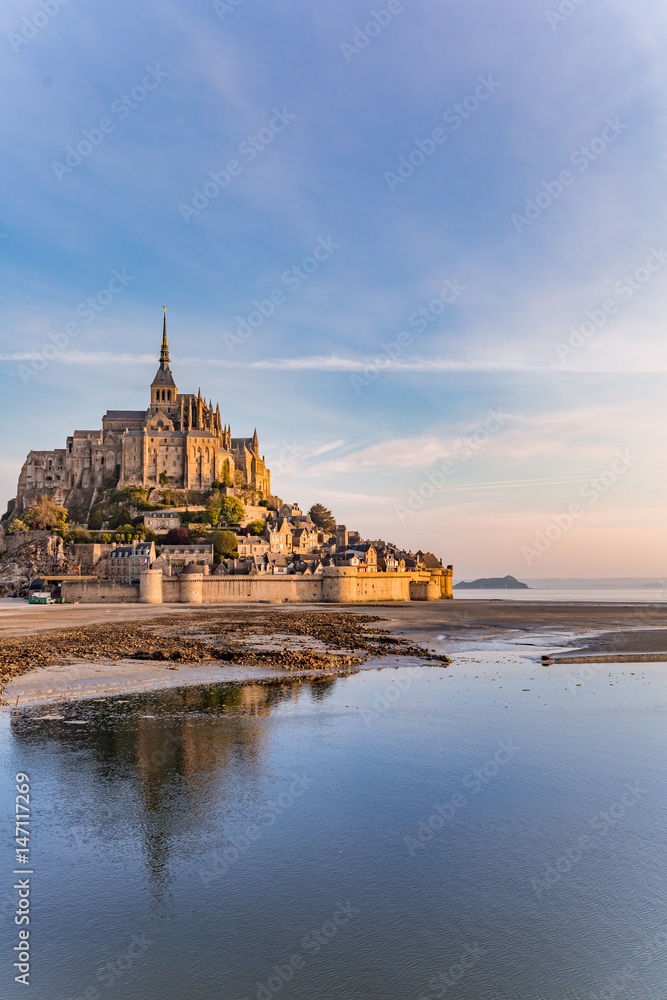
[0,534,66,597]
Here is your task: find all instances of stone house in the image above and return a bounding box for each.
[152,543,214,575]
[278,502,302,518]
[109,541,156,585]
[265,517,293,553]
[291,524,319,553]
[237,536,270,559]
[143,511,182,532]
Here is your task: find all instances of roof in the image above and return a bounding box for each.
[161,544,213,554]
[103,410,147,419]
[417,551,443,568]
[151,367,176,387]
[111,544,153,557]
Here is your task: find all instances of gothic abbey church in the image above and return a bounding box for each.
[15,316,271,509]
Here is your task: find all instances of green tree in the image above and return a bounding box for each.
[159,471,169,487]
[308,503,336,535]
[204,490,223,525]
[7,518,28,534]
[88,507,104,530]
[23,497,68,531]
[101,534,112,543]
[109,505,134,530]
[222,460,233,488]
[212,530,238,560]
[220,496,245,525]
[69,528,93,543]
[246,520,265,536]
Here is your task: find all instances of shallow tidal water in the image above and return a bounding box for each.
[1,652,667,999]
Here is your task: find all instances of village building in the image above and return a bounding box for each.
[265,517,293,553]
[143,510,182,532]
[237,536,270,559]
[151,543,214,575]
[109,541,156,585]
[291,524,319,553]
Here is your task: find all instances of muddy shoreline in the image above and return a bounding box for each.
[1,599,666,706]
[0,604,449,705]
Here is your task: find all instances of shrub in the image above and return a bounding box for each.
[69,529,93,543]
[212,530,238,560]
[204,490,222,525]
[220,496,245,525]
[164,528,192,545]
[23,497,68,531]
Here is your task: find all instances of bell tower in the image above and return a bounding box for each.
[150,307,178,412]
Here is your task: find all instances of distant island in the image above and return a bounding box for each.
[454,575,530,590]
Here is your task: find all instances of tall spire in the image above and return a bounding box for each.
[160,306,170,366]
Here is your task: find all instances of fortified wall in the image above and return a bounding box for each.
[61,566,454,604]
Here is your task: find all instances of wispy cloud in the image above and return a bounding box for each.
[3,351,667,375]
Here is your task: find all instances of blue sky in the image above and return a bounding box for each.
[2,0,666,577]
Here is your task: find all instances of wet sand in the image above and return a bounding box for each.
[1,599,666,705]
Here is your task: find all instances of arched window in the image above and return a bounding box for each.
[167,390,171,401]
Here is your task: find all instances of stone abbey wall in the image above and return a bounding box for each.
[61,566,453,604]
[61,580,140,602]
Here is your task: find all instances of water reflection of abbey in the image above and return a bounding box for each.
[11,680,335,907]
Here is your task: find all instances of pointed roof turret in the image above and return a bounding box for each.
[252,427,259,452]
[151,307,176,390]
[160,306,169,364]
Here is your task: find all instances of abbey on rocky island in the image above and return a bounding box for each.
[15,314,270,509]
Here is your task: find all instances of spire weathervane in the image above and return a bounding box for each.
[160,306,170,365]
